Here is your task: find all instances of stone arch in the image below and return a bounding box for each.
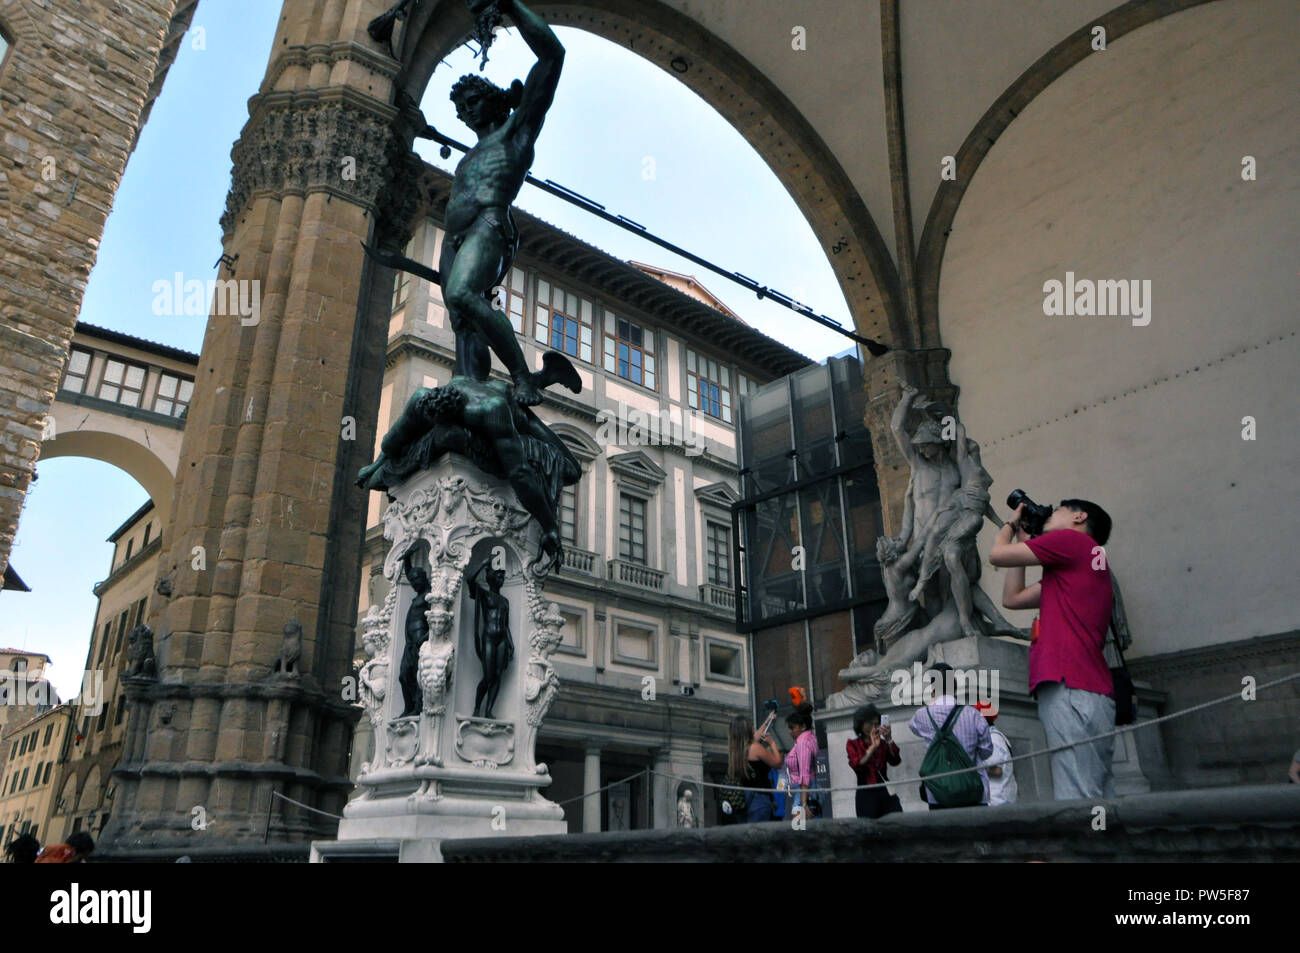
[39,419,177,531]
[395,0,906,347]
[56,772,78,815]
[76,765,102,814]
[914,0,1218,347]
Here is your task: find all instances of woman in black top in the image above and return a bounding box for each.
[726,715,783,823]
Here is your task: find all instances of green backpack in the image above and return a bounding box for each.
[919,705,985,808]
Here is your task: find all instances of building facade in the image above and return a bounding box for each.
[0,702,69,849]
[0,648,55,788]
[350,166,810,831]
[0,501,159,849]
[47,501,159,843]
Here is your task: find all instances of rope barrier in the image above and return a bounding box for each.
[554,768,649,806]
[270,790,344,820]
[649,670,1300,797]
[260,670,1297,825]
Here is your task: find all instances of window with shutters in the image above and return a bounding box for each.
[604,316,656,390]
[686,349,733,422]
[618,494,647,566]
[153,373,194,418]
[97,359,148,408]
[534,277,593,364]
[62,349,92,393]
[493,266,528,334]
[706,521,732,587]
[559,484,577,547]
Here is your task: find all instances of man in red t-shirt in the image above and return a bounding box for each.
[990,498,1116,800]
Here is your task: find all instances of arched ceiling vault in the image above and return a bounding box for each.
[383,0,1224,356]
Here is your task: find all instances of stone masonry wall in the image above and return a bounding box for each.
[0,0,183,579]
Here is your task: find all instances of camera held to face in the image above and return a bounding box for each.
[1006,489,1054,537]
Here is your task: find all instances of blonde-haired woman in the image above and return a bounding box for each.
[726,715,783,823]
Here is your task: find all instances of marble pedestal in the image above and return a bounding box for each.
[822,636,1172,818]
[312,456,567,862]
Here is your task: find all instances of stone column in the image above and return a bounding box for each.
[583,748,602,833]
[99,0,425,860]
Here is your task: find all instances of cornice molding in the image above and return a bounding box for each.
[221,85,417,239]
[262,40,401,92]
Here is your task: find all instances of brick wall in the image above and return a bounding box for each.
[0,0,184,579]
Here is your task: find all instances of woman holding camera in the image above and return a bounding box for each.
[847,705,903,818]
[726,715,783,823]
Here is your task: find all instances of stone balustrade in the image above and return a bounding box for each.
[607,559,667,592]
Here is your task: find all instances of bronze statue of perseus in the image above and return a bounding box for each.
[360,0,580,570]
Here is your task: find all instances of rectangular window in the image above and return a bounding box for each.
[604,316,656,390]
[97,705,108,732]
[559,485,577,546]
[618,494,647,566]
[43,724,53,747]
[97,359,147,408]
[391,233,417,311]
[19,768,28,790]
[114,695,126,726]
[686,349,732,422]
[112,618,125,657]
[534,278,593,364]
[706,521,731,587]
[43,762,52,784]
[614,622,656,664]
[62,348,92,394]
[153,373,194,418]
[142,523,151,546]
[33,761,43,786]
[124,538,134,562]
[96,621,110,666]
[558,610,584,654]
[495,266,528,335]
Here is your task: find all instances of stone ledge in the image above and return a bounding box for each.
[441,784,1300,863]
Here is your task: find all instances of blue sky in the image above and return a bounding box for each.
[2,4,850,699]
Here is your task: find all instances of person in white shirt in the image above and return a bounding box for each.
[976,702,1018,806]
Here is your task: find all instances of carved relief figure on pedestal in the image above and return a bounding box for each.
[358,605,391,775]
[398,552,433,717]
[467,558,513,720]
[522,581,563,729]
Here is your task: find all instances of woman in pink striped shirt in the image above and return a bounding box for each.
[783,703,819,818]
